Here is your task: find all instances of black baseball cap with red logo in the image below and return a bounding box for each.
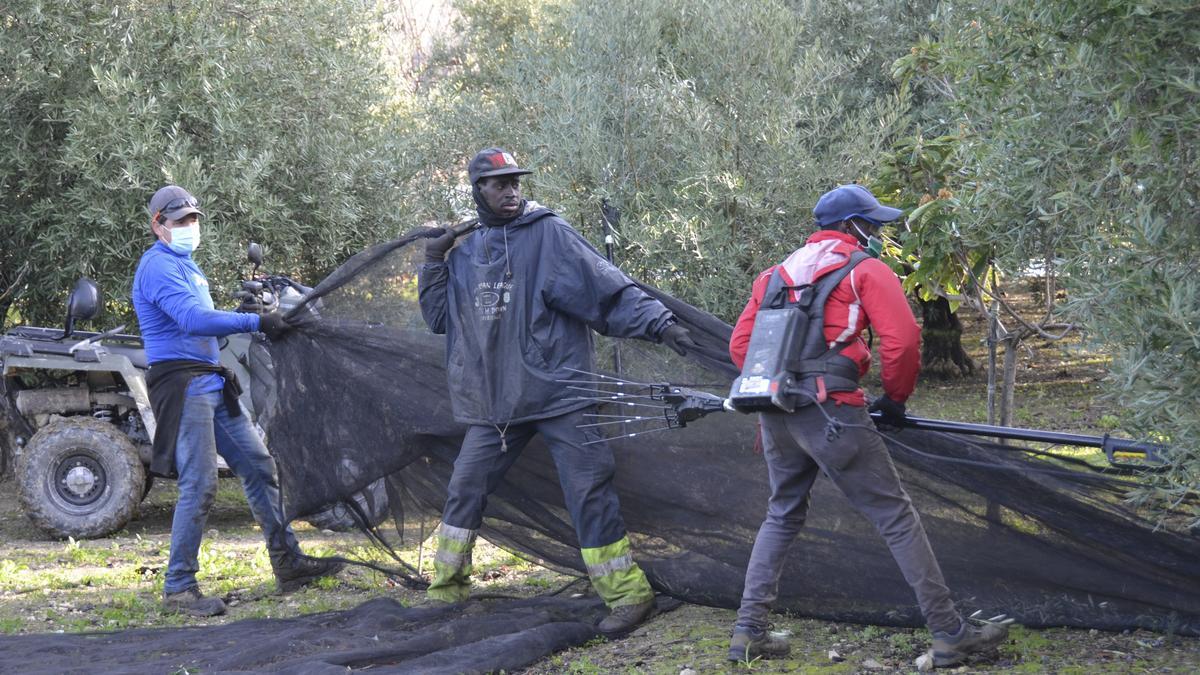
[468,147,533,184]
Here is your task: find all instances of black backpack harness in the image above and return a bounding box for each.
[727,250,871,412]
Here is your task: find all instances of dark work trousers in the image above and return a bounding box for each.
[736,401,962,634]
[442,406,627,550]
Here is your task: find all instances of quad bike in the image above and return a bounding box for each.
[0,245,386,539]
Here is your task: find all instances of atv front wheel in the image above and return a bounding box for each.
[17,417,145,539]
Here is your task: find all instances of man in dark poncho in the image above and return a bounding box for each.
[725,185,1008,667]
[133,185,343,617]
[417,148,696,636]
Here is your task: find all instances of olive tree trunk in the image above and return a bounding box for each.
[918,296,975,379]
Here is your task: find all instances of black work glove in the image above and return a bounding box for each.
[257,312,294,341]
[659,322,698,356]
[424,227,457,264]
[869,395,908,427]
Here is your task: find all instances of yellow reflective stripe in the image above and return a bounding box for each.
[439,523,476,543]
[585,553,635,579]
[580,536,632,567]
[435,547,471,569]
[437,535,475,554]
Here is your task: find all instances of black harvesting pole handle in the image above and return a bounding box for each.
[1101,436,1165,464]
[873,411,1165,460]
[448,219,480,238]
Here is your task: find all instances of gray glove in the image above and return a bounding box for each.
[258,312,294,341]
[424,227,457,264]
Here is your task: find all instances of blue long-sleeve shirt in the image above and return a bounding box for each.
[133,242,259,394]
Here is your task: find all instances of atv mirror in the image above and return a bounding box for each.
[67,278,100,321]
[63,277,101,339]
[247,242,263,271]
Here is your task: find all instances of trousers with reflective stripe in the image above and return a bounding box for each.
[427,409,654,607]
[426,523,478,603]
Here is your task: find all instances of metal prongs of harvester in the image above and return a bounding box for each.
[560,368,730,445]
[969,609,1015,626]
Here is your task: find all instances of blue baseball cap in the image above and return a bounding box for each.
[149,185,204,222]
[813,184,902,227]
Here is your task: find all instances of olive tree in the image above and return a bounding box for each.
[407,0,936,320]
[1,0,410,327]
[891,0,1199,523]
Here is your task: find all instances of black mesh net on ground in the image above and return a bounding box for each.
[0,596,614,674]
[3,229,1198,674]
[258,229,1200,636]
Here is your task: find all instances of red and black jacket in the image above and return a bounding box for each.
[729,231,920,407]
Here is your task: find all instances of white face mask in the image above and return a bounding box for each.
[166,222,200,255]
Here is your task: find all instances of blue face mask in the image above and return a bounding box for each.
[166,222,200,255]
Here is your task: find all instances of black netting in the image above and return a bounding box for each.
[247,228,1200,640]
[0,596,612,674]
[2,229,1197,674]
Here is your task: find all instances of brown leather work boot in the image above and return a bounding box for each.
[162,586,226,617]
[271,551,345,593]
[597,599,658,637]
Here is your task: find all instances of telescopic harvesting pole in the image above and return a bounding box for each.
[880,413,1163,465]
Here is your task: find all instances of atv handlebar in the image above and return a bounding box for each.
[234,274,309,314]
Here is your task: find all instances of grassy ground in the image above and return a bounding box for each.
[1,291,1197,672]
[0,478,568,635]
[1,472,1197,673]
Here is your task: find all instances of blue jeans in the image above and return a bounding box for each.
[163,391,299,594]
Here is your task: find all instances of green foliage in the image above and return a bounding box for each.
[873,131,990,310]
[410,0,935,320]
[896,0,1200,522]
[1,0,412,327]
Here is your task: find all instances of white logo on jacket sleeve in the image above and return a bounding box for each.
[192,273,216,310]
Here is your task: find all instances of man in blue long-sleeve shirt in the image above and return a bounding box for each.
[133,185,341,617]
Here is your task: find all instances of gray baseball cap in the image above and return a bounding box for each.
[149,185,204,222]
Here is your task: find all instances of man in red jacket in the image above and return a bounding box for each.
[726,185,1007,668]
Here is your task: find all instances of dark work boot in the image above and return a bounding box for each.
[271,551,345,593]
[931,621,1009,667]
[728,625,791,662]
[162,586,226,617]
[597,599,658,637]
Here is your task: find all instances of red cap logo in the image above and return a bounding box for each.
[489,152,516,168]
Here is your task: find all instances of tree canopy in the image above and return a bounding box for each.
[889,0,1199,520]
[2,0,1196,522]
[1,0,410,325]
[400,0,936,317]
